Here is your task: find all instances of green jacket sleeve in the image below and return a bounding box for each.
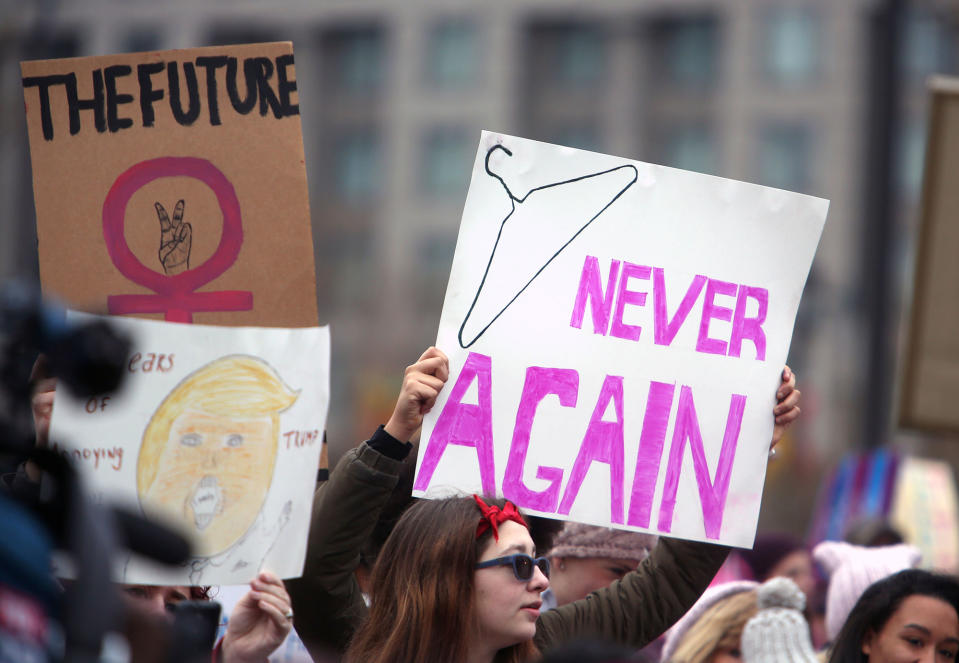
[286,442,405,658]
[533,537,729,654]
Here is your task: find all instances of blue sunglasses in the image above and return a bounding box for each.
[475,554,550,581]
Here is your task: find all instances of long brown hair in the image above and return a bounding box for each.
[345,495,541,663]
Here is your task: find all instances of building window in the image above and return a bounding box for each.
[206,27,280,47]
[22,32,81,60]
[757,125,812,192]
[762,8,820,85]
[903,7,956,79]
[426,20,478,88]
[661,125,717,175]
[324,27,385,93]
[422,128,473,198]
[555,25,605,86]
[125,29,163,54]
[897,119,926,201]
[333,131,381,203]
[653,16,720,87]
[550,126,602,152]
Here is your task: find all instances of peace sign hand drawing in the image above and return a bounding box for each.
[155,199,192,275]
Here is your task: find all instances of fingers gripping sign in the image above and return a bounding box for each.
[156,199,192,275]
[221,570,293,663]
[384,347,450,443]
[770,365,801,452]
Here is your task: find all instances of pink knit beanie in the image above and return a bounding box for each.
[548,522,658,561]
[812,540,922,641]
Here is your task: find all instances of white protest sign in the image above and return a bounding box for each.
[412,131,827,547]
[49,312,330,584]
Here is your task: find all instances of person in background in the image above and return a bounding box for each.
[812,541,921,648]
[827,569,959,663]
[27,363,294,663]
[122,572,293,662]
[543,523,657,610]
[660,581,758,663]
[741,577,818,663]
[741,534,816,604]
[740,534,824,648]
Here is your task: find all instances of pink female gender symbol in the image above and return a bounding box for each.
[102,157,253,323]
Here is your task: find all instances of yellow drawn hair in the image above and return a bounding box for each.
[137,355,298,494]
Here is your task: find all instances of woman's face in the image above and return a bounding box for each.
[122,585,192,619]
[767,550,816,600]
[548,555,641,607]
[708,646,742,663]
[862,594,959,663]
[473,520,550,653]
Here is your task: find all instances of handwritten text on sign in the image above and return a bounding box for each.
[48,313,331,585]
[413,132,827,547]
[21,42,319,329]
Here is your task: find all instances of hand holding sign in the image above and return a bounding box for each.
[772,366,800,449]
[221,570,293,663]
[384,347,450,443]
[155,199,192,275]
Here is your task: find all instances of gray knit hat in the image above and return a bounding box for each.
[548,522,658,561]
[741,577,818,663]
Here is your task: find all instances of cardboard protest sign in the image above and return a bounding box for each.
[49,313,330,585]
[413,131,827,547]
[899,77,959,435]
[21,42,318,328]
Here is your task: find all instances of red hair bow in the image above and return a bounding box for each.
[473,494,527,541]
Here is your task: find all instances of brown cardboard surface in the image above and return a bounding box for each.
[21,42,318,327]
[899,77,959,435]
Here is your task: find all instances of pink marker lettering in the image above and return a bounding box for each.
[570,255,621,334]
[609,262,652,342]
[653,269,707,347]
[695,279,737,355]
[728,285,768,361]
[503,367,578,512]
[413,352,496,496]
[558,375,626,523]
[626,381,676,528]
[657,386,746,539]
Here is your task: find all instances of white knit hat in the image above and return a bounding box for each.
[742,577,818,663]
[812,541,921,641]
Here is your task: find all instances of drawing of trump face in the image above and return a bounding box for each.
[137,356,297,557]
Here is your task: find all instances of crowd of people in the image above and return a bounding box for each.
[3,344,958,663]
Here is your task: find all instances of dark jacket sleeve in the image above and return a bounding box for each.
[533,537,729,653]
[285,439,406,658]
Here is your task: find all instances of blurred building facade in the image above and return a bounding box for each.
[1,0,954,533]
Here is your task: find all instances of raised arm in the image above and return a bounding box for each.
[285,347,449,658]
[535,367,802,652]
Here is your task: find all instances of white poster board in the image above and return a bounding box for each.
[412,131,827,548]
[49,313,330,584]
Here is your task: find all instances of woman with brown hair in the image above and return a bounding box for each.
[345,495,546,663]
[295,347,801,662]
